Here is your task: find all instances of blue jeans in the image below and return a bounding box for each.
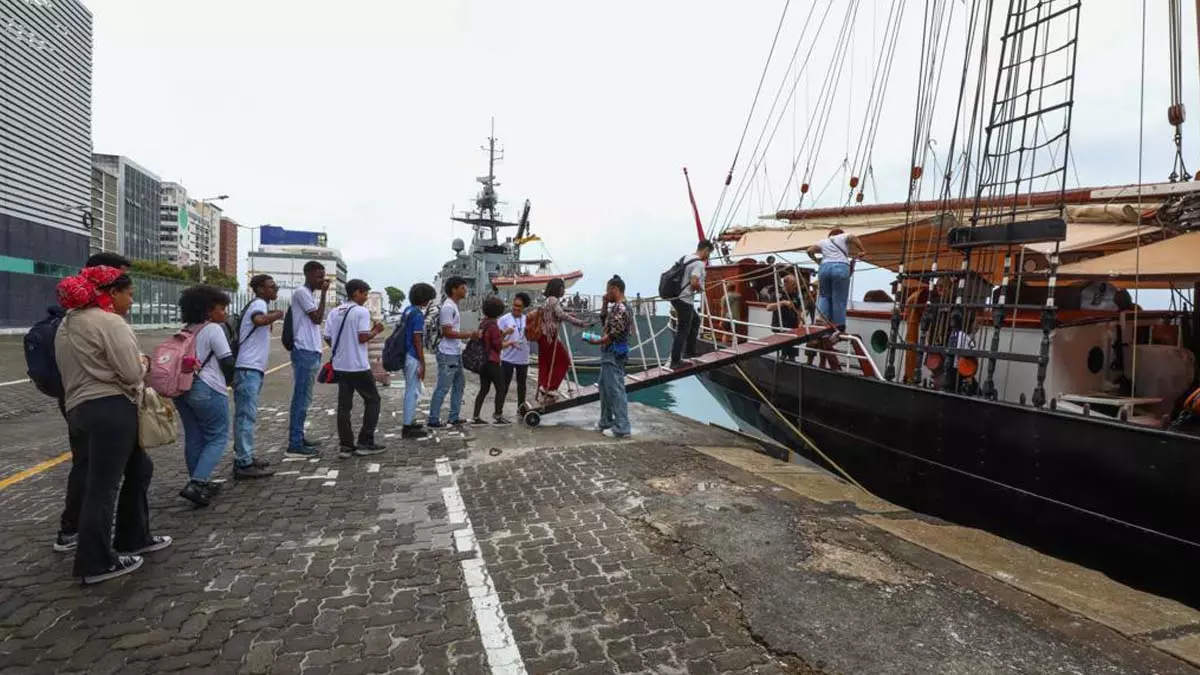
[817,262,852,330]
[288,349,321,449]
[175,380,230,482]
[599,350,630,436]
[428,352,465,425]
[403,354,423,426]
[233,369,264,468]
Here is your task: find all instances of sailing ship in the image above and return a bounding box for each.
[433,126,674,369]
[692,1,1200,601]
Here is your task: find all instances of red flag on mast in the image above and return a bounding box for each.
[683,167,704,243]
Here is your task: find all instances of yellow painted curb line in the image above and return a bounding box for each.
[0,358,297,491]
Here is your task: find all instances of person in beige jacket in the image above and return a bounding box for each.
[55,266,171,584]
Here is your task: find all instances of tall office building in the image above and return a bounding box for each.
[93,154,162,262]
[0,0,93,327]
[89,164,119,256]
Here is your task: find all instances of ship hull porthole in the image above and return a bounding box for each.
[1086,347,1104,374]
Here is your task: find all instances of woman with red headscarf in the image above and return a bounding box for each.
[55,266,171,584]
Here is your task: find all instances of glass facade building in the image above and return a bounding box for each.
[0,0,93,327]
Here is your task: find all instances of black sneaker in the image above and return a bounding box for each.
[54,531,78,553]
[179,480,213,507]
[116,535,173,556]
[448,419,467,428]
[285,446,319,458]
[426,421,445,429]
[492,417,512,426]
[402,425,430,440]
[234,464,275,479]
[470,417,488,426]
[337,445,357,459]
[82,555,143,585]
[354,443,387,457]
[302,437,322,449]
[251,457,271,469]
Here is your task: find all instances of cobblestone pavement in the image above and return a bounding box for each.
[0,338,1196,674]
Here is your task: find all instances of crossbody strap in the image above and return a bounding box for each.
[240,300,265,344]
[330,306,354,357]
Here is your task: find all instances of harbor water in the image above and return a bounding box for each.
[574,371,737,428]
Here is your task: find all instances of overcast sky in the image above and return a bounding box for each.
[89,0,1200,299]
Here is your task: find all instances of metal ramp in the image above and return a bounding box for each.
[522,326,833,427]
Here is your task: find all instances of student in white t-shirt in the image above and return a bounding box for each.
[174,285,236,508]
[285,261,330,457]
[427,276,481,428]
[323,279,385,457]
[497,292,532,415]
[232,274,285,479]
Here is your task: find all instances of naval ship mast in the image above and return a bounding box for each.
[449,123,534,279]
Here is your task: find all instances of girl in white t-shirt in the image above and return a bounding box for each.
[174,285,236,508]
[497,292,532,415]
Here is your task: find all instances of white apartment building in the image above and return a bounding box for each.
[159,182,221,269]
[248,245,347,308]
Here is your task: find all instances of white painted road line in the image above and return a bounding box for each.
[366,463,380,474]
[438,456,527,675]
[0,378,31,388]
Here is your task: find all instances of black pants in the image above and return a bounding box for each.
[502,362,528,408]
[57,396,88,536]
[474,362,507,419]
[68,395,153,577]
[670,299,700,363]
[337,371,381,447]
[772,305,801,360]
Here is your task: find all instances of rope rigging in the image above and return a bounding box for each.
[708,0,795,234]
[713,0,840,239]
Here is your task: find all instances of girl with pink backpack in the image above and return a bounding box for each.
[163,286,236,507]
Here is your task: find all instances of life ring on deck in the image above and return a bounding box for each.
[924,352,943,372]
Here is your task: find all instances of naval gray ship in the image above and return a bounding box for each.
[432,128,672,370]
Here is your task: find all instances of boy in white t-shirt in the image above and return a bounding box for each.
[323,279,386,457]
[232,274,285,479]
[285,261,330,457]
[427,277,480,428]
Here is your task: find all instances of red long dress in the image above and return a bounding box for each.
[536,296,585,394]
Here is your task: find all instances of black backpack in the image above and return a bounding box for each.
[24,307,65,399]
[658,256,694,299]
[382,307,414,372]
[223,301,269,360]
[461,317,488,374]
[281,305,295,351]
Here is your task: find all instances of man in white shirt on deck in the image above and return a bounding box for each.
[285,261,330,457]
[324,279,386,457]
[232,274,285,478]
[427,276,480,428]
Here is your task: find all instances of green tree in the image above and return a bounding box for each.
[385,286,405,312]
[131,258,187,281]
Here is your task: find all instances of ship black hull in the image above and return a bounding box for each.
[697,348,1200,603]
